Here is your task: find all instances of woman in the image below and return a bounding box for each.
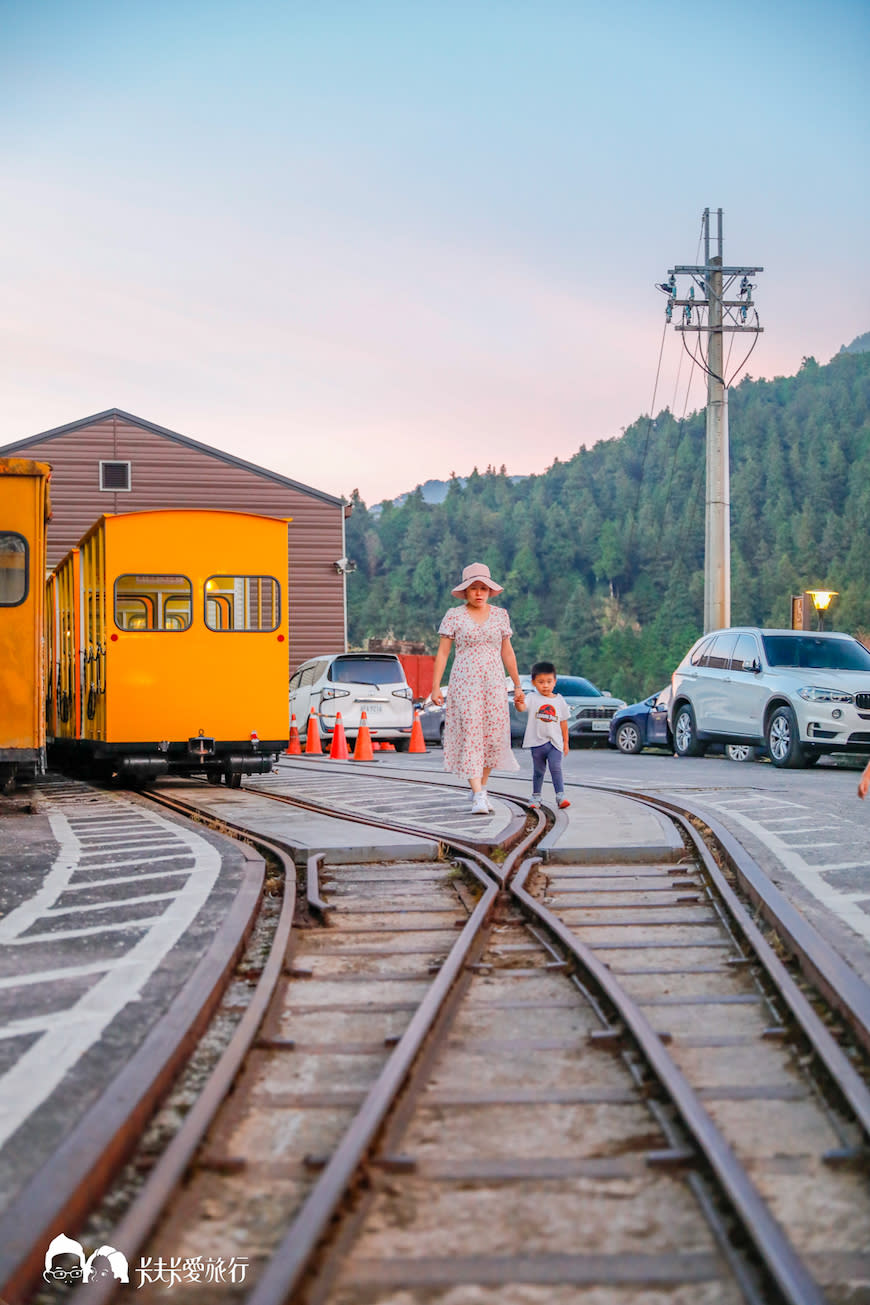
[430,562,525,813]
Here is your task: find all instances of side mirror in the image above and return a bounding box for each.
[743,658,761,673]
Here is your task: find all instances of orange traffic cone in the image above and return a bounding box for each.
[286,713,302,755]
[304,711,323,754]
[409,710,426,753]
[353,710,374,761]
[329,712,350,760]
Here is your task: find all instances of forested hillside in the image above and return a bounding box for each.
[345,348,870,702]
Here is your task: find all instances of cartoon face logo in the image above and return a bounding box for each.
[42,1235,129,1287]
[536,703,557,723]
[84,1245,130,1284]
[43,1235,85,1286]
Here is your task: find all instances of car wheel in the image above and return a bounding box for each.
[725,743,759,763]
[393,738,409,752]
[766,705,806,768]
[615,721,643,754]
[673,703,706,757]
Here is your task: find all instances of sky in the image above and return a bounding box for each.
[1,0,867,505]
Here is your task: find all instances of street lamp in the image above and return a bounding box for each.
[806,589,838,631]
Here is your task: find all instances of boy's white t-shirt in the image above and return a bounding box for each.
[522,690,570,751]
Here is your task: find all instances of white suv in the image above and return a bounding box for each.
[289,653,414,749]
[670,628,870,768]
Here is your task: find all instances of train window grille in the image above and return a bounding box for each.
[0,532,28,606]
[99,461,131,491]
[113,575,192,631]
[204,576,281,632]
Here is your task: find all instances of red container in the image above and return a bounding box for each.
[398,653,436,700]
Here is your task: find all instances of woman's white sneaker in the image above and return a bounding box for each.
[481,789,494,813]
[471,791,489,815]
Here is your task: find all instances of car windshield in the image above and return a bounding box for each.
[554,676,602,698]
[329,655,405,686]
[761,634,870,672]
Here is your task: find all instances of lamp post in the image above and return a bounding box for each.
[806,589,838,632]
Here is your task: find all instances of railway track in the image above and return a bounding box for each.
[19,767,870,1304]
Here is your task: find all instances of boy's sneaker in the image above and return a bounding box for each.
[557,795,571,809]
[470,791,489,815]
[529,796,542,808]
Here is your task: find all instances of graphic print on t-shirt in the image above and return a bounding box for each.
[536,703,558,723]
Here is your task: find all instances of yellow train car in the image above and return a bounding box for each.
[49,509,290,785]
[0,459,51,791]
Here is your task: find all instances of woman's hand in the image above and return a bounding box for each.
[430,686,444,708]
[513,688,526,712]
[859,765,870,800]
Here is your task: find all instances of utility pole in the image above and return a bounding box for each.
[658,209,763,632]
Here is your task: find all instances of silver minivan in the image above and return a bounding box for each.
[289,653,414,748]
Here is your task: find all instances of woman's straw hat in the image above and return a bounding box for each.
[451,562,504,597]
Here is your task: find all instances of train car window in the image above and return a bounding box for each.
[204,576,281,632]
[114,575,192,631]
[0,532,28,606]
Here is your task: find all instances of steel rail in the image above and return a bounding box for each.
[626,791,870,1143]
[78,795,300,1305]
[510,856,827,1305]
[246,857,501,1305]
[244,795,547,1305]
[620,785,870,1057]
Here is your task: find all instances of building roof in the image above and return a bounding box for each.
[0,407,344,507]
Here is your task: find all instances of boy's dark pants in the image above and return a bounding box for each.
[531,741,564,796]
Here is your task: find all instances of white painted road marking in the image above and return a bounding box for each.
[705,798,870,944]
[0,796,220,1149]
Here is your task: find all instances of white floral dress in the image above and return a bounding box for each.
[438,604,519,778]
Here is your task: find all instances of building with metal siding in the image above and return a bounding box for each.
[0,409,347,671]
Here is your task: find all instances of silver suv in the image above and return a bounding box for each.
[670,627,870,768]
[289,653,414,748]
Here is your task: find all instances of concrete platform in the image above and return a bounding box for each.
[159,777,442,863]
[337,755,682,863]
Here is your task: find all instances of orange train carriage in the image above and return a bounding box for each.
[0,459,51,791]
[48,509,291,785]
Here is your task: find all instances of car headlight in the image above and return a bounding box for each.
[796,686,854,703]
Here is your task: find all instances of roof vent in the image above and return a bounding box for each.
[100,460,131,491]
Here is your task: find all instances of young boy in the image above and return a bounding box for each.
[520,661,571,809]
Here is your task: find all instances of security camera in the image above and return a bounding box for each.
[333,557,357,575]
